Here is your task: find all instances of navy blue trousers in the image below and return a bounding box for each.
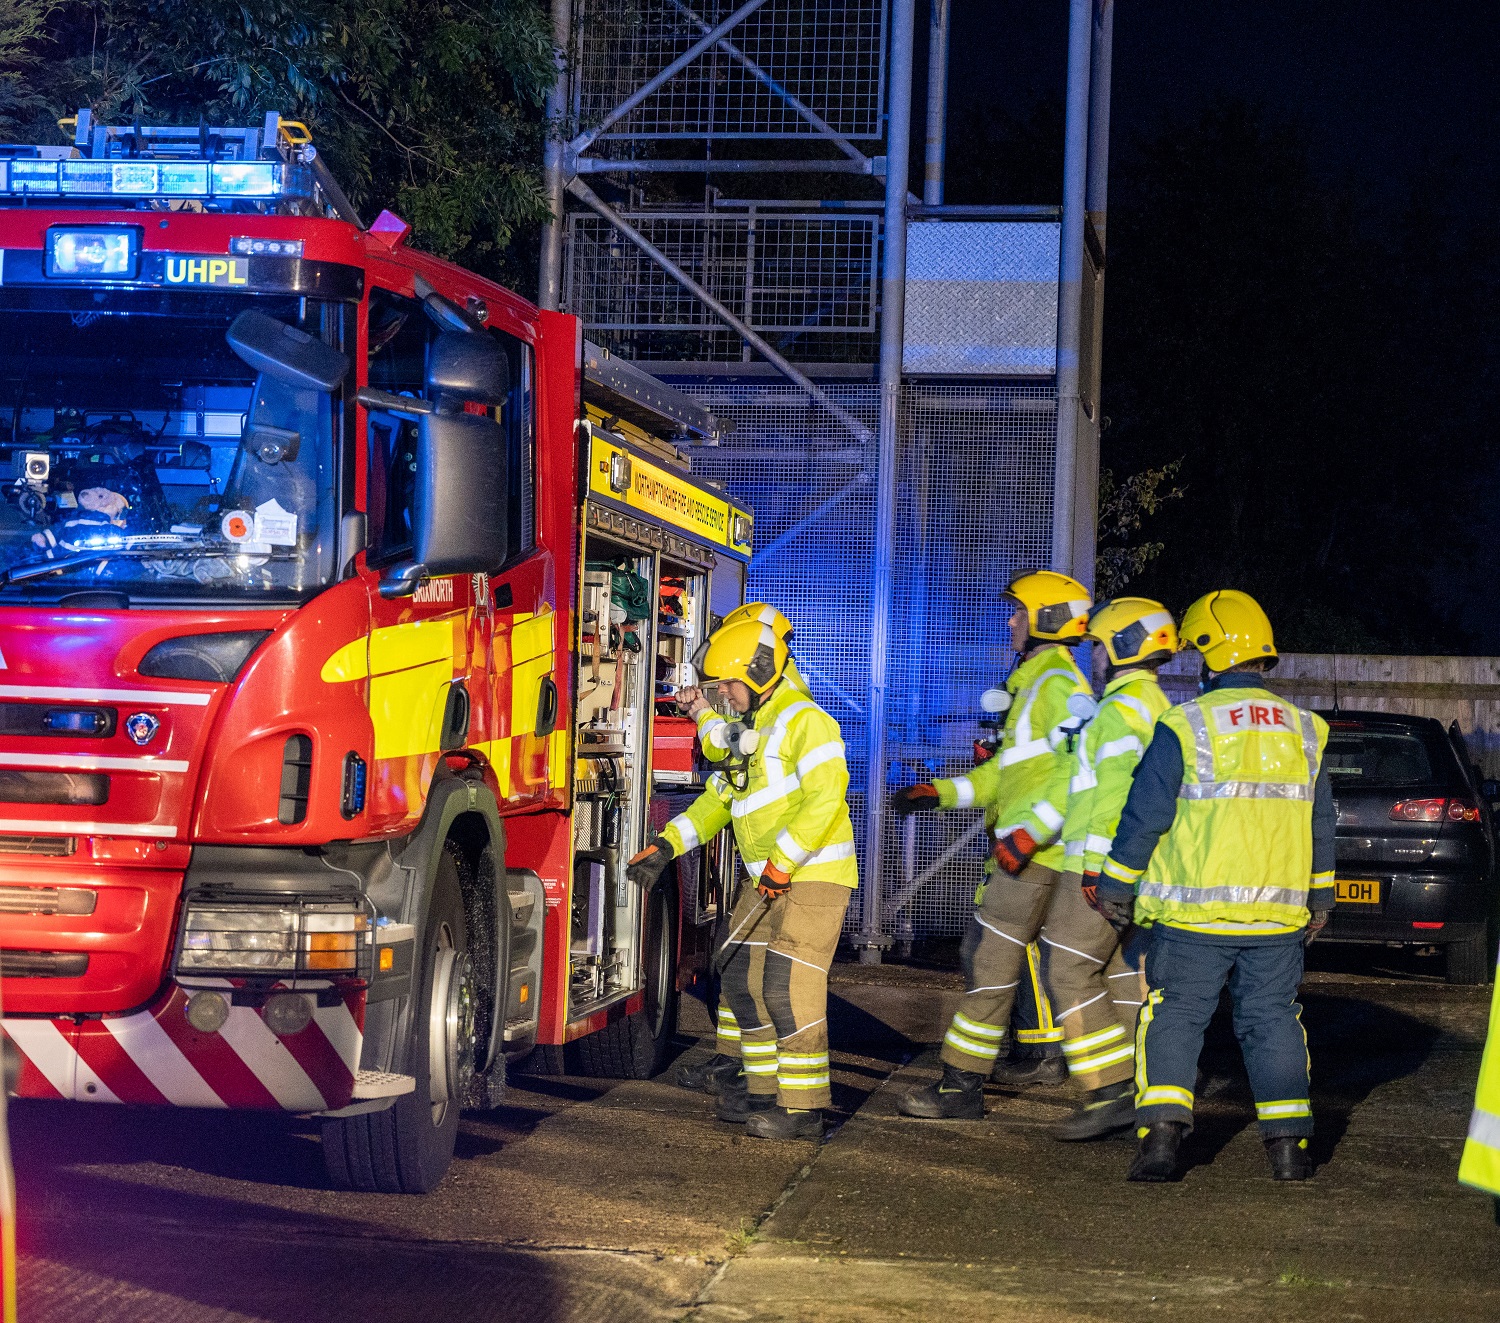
[1135,925,1313,1138]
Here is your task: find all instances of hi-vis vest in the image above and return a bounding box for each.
[934,645,1090,873]
[1460,964,1500,1197]
[663,681,857,889]
[1140,687,1328,933]
[1060,670,1171,875]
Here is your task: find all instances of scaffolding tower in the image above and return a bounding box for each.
[540,0,1115,954]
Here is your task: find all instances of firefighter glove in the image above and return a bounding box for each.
[1094,891,1134,930]
[892,783,940,817]
[1304,910,1330,946]
[757,861,793,900]
[626,836,674,889]
[1080,871,1102,912]
[991,826,1038,876]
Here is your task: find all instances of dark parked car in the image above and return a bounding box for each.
[1319,710,1496,983]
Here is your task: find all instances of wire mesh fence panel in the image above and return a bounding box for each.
[680,380,1057,938]
[574,0,887,140]
[883,382,1058,940]
[568,211,880,361]
[682,383,879,925]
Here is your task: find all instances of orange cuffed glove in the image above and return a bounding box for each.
[626,836,674,889]
[991,827,1038,876]
[892,784,940,816]
[757,861,792,900]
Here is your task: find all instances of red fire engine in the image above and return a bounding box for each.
[0,113,753,1192]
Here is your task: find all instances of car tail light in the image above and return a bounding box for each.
[1389,797,1480,823]
[1390,798,1446,822]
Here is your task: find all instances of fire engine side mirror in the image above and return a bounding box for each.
[226,310,349,392]
[425,331,509,411]
[378,411,508,599]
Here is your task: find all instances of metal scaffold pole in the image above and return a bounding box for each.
[1050,0,1095,578]
[856,0,917,964]
[924,0,950,207]
[538,0,573,311]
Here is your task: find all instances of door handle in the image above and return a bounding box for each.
[535,675,559,737]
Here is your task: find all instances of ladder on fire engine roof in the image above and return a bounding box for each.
[583,341,723,449]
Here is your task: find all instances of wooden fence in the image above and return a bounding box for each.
[1157,653,1500,776]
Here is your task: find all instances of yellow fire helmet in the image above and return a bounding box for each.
[1086,597,1179,668]
[721,601,793,641]
[699,618,789,696]
[1006,569,1092,642]
[1180,589,1277,673]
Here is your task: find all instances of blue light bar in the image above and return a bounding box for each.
[0,156,310,205]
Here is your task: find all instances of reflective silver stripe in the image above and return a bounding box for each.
[1069,767,1097,794]
[1095,735,1143,761]
[806,841,855,866]
[732,773,800,817]
[1468,1106,1500,1149]
[1084,832,1113,854]
[1181,701,1214,782]
[775,829,811,867]
[1101,691,1157,724]
[1178,781,1313,802]
[949,776,976,808]
[1137,880,1309,907]
[1063,840,1086,857]
[999,737,1050,767]
[1032,800,1065,832]
[668,815,700,852]
[796,741,845,777]
[1298,704,1321,783]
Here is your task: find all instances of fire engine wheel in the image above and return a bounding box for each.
[322,852,473,1194]
[574,877,679,1080]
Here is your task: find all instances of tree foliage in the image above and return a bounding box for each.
[1094,461,1184,600]
[5,0,556,288]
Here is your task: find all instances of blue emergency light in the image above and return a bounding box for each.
[0,158,302,202]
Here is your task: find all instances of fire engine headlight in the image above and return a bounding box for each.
[45,225,141,279]
[176,899,372,977]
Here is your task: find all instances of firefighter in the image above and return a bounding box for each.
[894,570,1092,1120]
[1459,952,1500,1222]
[628,618,857,1140]
[1045,597,1176,1140]
[1094,590,1335,1182]
[672,603,814,1095]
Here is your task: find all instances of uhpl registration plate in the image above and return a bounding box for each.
[1335,878,1381,904]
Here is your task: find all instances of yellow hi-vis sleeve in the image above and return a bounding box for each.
[663,773,733,856]
[765,706,850,875]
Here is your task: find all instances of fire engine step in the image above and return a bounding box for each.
[350,1070,416,1100]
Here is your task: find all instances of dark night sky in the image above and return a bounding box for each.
[938,1,1500,204]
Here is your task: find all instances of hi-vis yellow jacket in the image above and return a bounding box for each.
[1102,683,1333,934]
[934,645,1090,873]
[664,681,857,888]
[1059,669,1171,876]
[695,658,811,764]
[1460,965,1500,1196]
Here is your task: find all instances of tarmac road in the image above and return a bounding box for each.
[11,948,1500,1323]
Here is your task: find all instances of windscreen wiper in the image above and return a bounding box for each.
[0,544,299,587]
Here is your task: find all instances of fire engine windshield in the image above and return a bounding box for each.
[0,290,342,602]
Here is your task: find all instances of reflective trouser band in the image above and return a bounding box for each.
[778,1052,830,1091]
[944,1012,1005,1061]
[741,1041,778,1075]
[1139,1084,1194,1110]
[1256,1099,1312,1120]
[716,1007,741,1040]
[1062,1023,1134,1075]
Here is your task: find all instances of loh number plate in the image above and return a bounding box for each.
[1335,878,1381,904]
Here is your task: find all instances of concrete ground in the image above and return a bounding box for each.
[12,946,1499,1322]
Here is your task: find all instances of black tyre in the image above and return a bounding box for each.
[574,880,679,1079]
[1446,929,1493,985]
[323,849,475,1193]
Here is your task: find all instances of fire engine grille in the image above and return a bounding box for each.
[0,885,96,916]
[0,835,76,856]
[2,950,90,978]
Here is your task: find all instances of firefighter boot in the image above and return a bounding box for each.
[1126,1122,1185,1182]
[1052,1080,1136,1142]
[745,1106,824,1141]
[715,1077,777,1124]
[990,1052,1068,1087]
[676,1053,742,1094]
[897,1064,986,1119]
[1265,1136,1314,1181]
